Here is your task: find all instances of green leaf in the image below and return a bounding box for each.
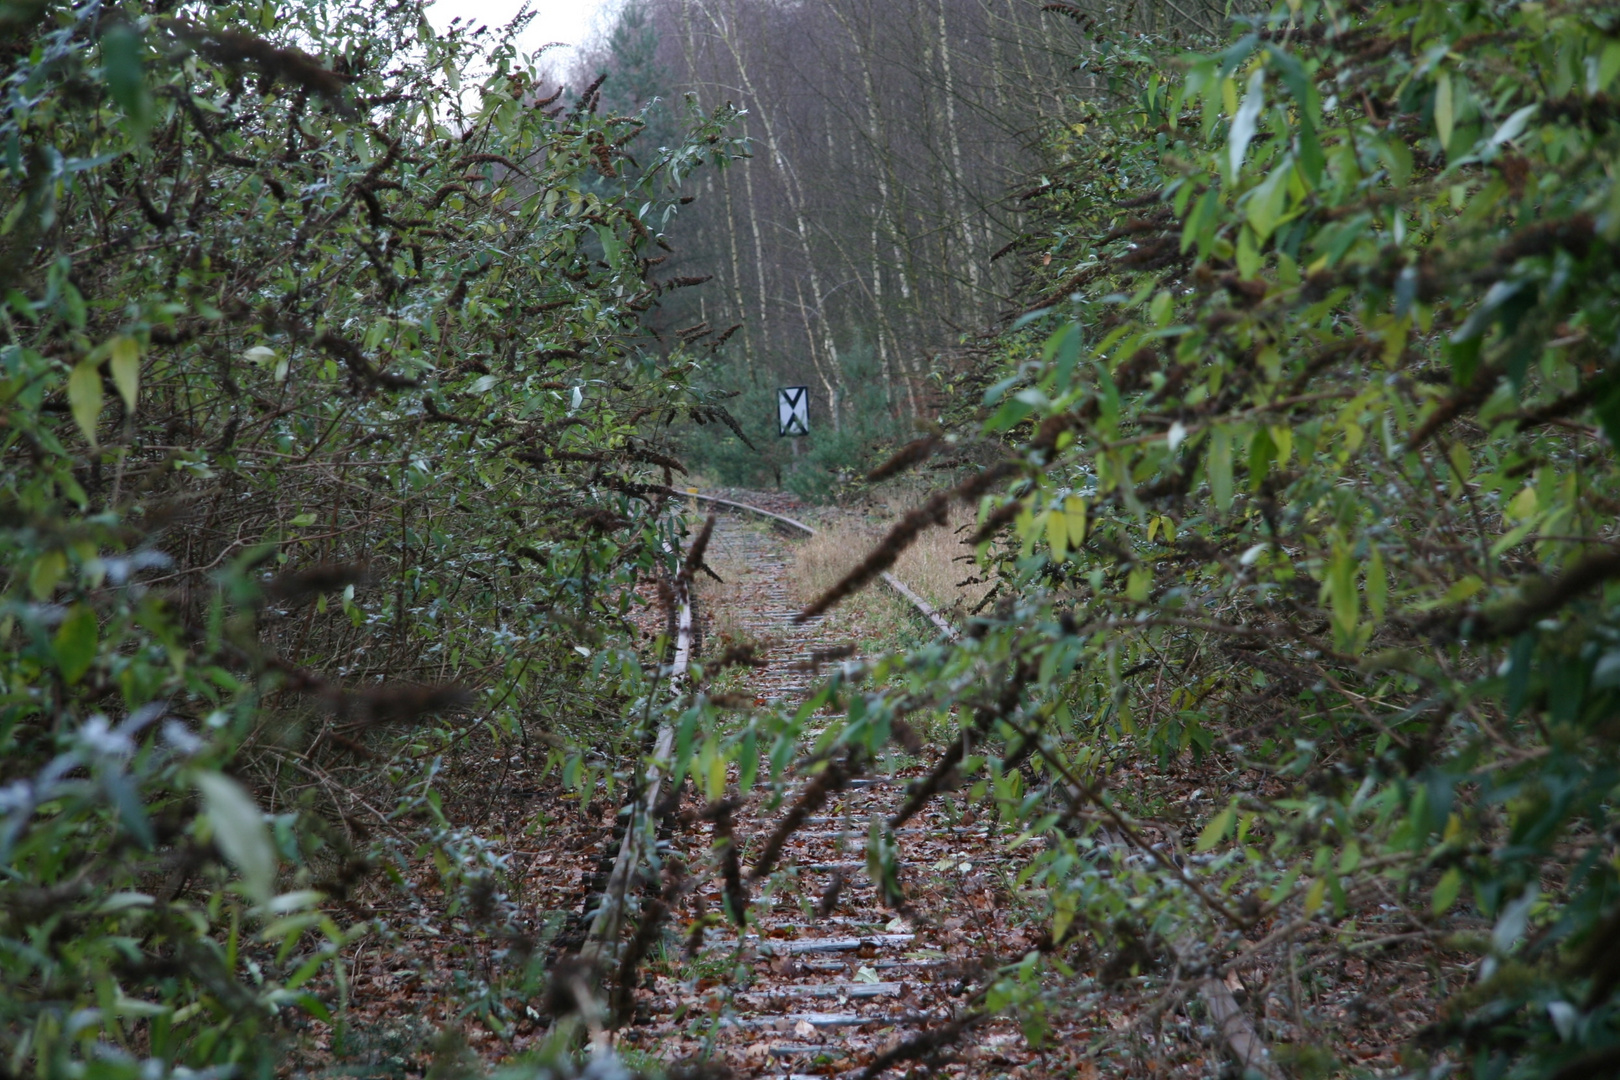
[68,359,104,446]
[1126,565,1151,602]
[1046,321,1082,392]
[1489,104,1538,149]
[294,991,333,1023]
[987,396,1036,432]
[1063,496,1087,548]
[196,772,276,903]
[30,550,67,601]
[103,23,152,138]
[54,603,98,684]
[1052,889,1077,945]
[1304,876,1327,917]
[1248,424,1277,490]
[1236,223,1261,278]
[705,743,726,801]
[1432,867,1464,916]
[1180,187,1218,257]
[1594,41,1620,95]
[1366,548,1388,621]
[1296,115,1324,189]
[1380,134,1413,186]
[595,223,622,268]
[1442,575,1484,604]
[1245,159,1292,243]
[1208,427,1233,512]
[109,335,139,412]
[1328,543,1358,641]
[1045,508,1068,559]
[1337,842,1362,875]
[1434,72,1454,151]
[1227,68,1264,180]
[1265,46,1311,114]
[1148,289,1173,327]
[104,771,154,850]
[1196,804,1235,851]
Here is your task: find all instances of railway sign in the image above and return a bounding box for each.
[777,385,809,437]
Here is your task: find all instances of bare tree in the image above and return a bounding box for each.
[568,0,1213,421]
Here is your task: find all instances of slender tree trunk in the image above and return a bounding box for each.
[694,0,843,408]
[738,121,771,359]
[718,166,750,362]
[793,277,839,432]
[937,0,981,295]
[982,0,1008,120]
[870,221,894,411]
[828,0,920,418]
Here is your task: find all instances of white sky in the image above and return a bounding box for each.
[424,0,618,74]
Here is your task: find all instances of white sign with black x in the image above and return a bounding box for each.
[777,385,809,437]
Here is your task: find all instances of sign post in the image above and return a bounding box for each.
[777,385,809,437]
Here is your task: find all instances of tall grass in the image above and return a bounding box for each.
[790,493,992,640]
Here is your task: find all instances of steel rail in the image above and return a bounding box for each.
[581,492,1280,1080]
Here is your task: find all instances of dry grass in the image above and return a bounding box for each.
[793,495,992,639]
[789,526,917,646]
[891,504,994,619]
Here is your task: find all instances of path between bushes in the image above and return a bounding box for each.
[604,494,1101,1078]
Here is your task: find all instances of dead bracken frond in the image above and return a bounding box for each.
[167,21,352,109]
[865,436,940,483]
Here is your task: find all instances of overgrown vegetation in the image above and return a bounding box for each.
[649,0,1620,1076]
[0,0,737,1074]
[10,0,1620,1076]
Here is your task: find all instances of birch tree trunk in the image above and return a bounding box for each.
[827,0,921,417]
[936,0,982,295]
[694,0,844,411]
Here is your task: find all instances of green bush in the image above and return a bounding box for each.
[0,0,737,1074]
[662,0,1620,1073]
[943,1,1620,1071]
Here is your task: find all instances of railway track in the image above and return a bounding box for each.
[592,491,1036,1078]
[568,490,1279,1080]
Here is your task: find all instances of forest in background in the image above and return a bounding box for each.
[6,0,1620,1078]
[567,0,1232,491]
